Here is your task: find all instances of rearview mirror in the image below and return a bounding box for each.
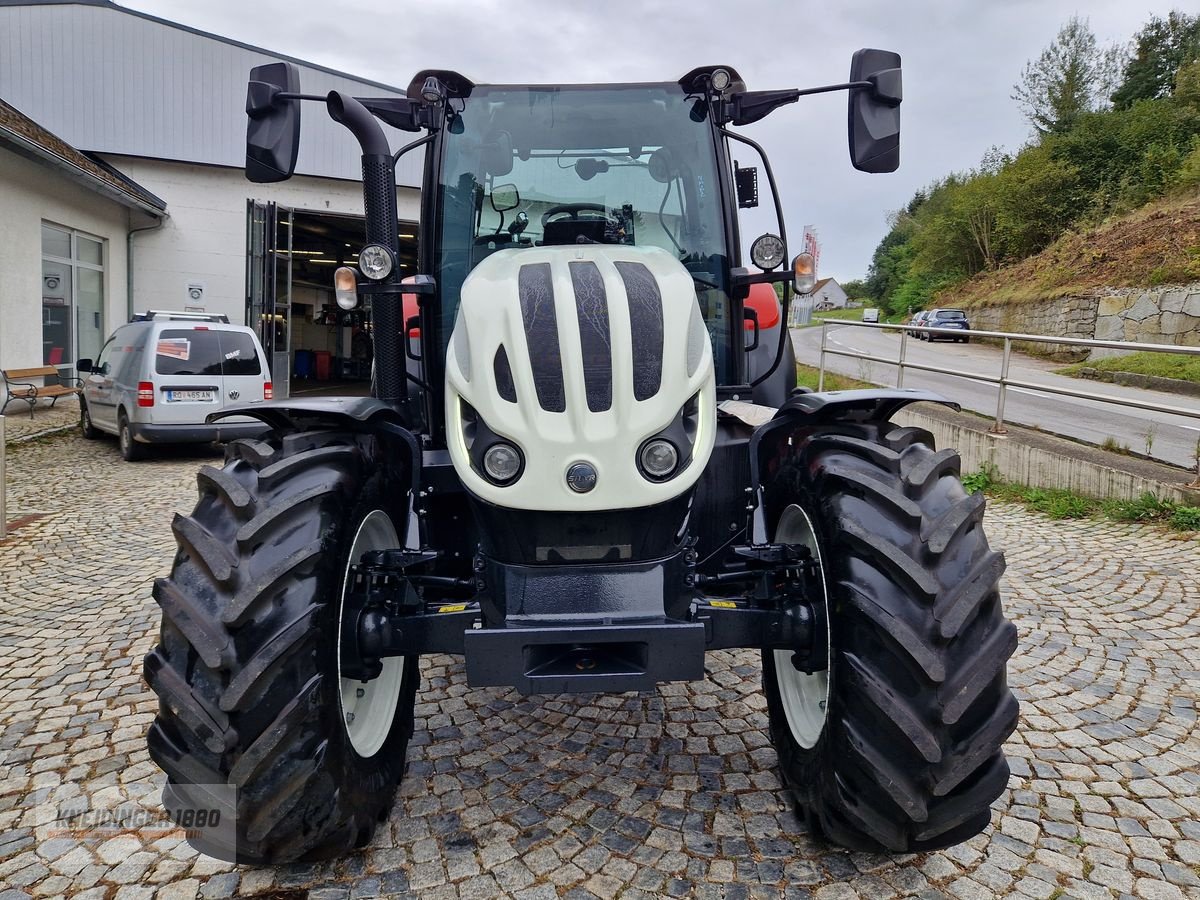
[483,130,514,177]
[76,358,93,374]
[491,184,520,212]
[245,62,301,183]
[848,49,901,173]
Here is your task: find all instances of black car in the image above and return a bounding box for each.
[924,308,971,342]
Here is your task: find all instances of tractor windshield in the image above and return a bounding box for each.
[435,84,735,383]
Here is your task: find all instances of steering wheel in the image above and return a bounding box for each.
[541,203,608,227]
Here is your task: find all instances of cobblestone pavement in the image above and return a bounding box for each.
[1,398,80,445]
[1,431,1198,900]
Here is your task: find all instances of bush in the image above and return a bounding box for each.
[1021,488,1097,519]
[1104,492,1175,521]
[1170,506,1200,531]
[962,463,999,494]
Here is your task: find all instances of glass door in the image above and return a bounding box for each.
[246,200,291,398]
[273,208,292,397]
[41,224,104,380]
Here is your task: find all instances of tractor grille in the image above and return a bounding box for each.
[516,259,665,412]
[517,263,566,412]
[614,262,663,401]
[568,261,613,413]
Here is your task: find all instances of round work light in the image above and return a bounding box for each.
[751,234,786,271]
[358,244,394,281]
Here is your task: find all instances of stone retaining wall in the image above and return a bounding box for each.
[966,295,1097,360]
[964,283,1200,360]
[1091,284,1200,358]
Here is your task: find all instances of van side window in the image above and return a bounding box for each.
[94,338,115,376]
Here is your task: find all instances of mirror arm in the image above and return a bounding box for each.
[393,131,435,164]
[728,81,875,126]
[720,129,788,266]
[796,80,873,98]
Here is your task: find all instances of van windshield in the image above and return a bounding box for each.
[155,330,261,376]
[435,84,736,383]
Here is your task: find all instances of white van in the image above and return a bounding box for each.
[78,311,271,460]
[862,308,881,323]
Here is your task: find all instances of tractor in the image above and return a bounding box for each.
[144,52,1018,864]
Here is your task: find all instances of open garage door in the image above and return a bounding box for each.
[247,202,418,399]
[246,200,292,398]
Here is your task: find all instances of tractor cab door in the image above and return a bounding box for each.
[246,200,292,398]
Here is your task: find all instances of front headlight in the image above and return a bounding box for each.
[483,442,522,484]
[639,438,679,481]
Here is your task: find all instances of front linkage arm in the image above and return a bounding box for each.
[339,540,830,682]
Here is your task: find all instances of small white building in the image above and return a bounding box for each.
[808,277,849,309]
[0,0,423,396]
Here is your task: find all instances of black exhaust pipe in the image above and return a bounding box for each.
[327,91,405,405]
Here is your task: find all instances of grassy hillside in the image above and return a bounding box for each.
[935,194,1200,308]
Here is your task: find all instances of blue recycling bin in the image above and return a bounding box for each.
[294,349,314,380]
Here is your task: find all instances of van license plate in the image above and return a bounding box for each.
[166,389,215,402]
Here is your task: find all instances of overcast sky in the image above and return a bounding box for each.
[121,0,1188,281]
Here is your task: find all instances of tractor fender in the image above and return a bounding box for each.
[208,397,421,495]
[746,388,959,541]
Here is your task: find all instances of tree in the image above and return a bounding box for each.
[1013,16,1124,135]
[1176,59,1200,110]
[1111,11,1200,109]
[840,278,869,300]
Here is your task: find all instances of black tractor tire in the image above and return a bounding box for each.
[80,400,100,439]
[118,411,146,461]
[144,428,419,864]
[761,422,1017,853]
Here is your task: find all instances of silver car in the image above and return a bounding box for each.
[78,311,271,460]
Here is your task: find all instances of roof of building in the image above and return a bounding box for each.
[811,277,834,293]
[0,97,166,215]
[0,1,419,183]
[0,0,407,93]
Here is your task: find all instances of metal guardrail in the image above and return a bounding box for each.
[815,320,1200,433]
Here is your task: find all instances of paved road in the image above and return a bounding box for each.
[792,325,1200,470]
[1,432,1199,899]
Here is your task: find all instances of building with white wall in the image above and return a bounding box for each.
[808,278,848,309]
[0,98,164,378]
[0,0,422,394]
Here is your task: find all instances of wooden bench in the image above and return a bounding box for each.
[2,366,82,419]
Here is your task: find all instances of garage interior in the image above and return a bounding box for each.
[284,210,418,396]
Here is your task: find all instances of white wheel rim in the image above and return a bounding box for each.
[338,509,405,758]
[772,503,831,750]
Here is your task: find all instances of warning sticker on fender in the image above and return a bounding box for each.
[709,600,738,609]
[437,604,467,614]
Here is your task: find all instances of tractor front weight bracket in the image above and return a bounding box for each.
[339,542,829,686]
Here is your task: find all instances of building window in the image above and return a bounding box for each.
[41,223,105,371]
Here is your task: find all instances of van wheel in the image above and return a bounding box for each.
[761,423,1017,852]
[118,412,146,461]
[144,428,418,864]
[80,401,100,440]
